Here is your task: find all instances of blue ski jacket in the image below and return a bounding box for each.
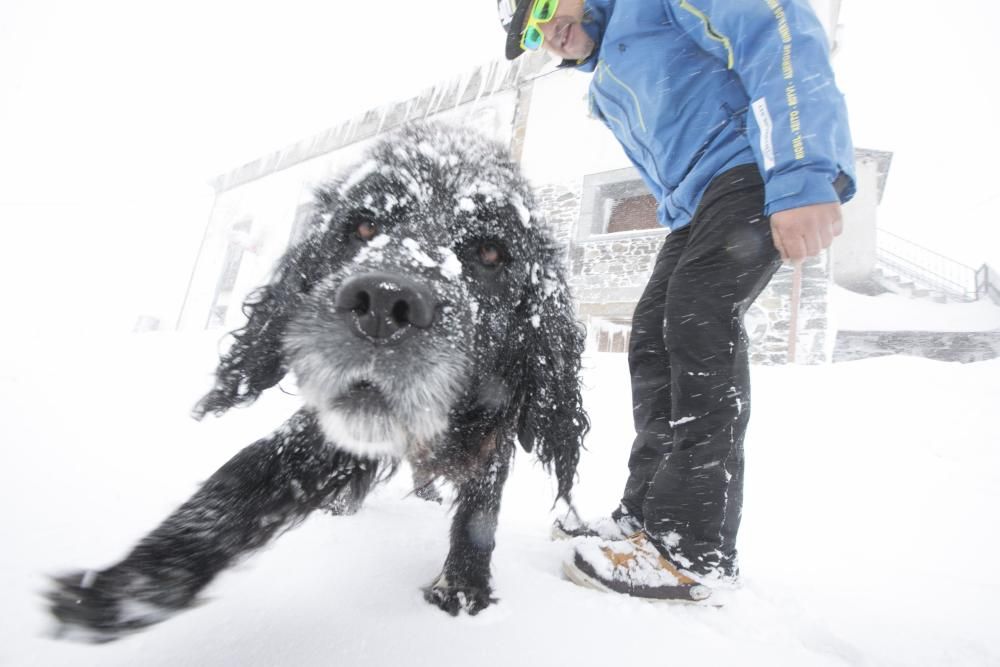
[575,0,856,230]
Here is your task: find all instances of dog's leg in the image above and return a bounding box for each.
[47,409,381,643]
[411,462,444,504]
[423,439,512,615]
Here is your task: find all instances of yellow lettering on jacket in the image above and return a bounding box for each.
[765,0,805,160]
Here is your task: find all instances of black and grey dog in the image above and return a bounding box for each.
[47,123,588,642]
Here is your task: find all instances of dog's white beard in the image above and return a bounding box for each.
[314,409,412,458]
[312,397,452,459]
[292,351,468,459]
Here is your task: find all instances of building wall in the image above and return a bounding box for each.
[833,330,1000,364]
[751,255,831,364]
[177,62,524,331]
[181,32,870,365]
[832,155,880,286]
[517,65,837,363]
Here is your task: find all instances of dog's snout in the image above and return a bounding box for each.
[334,273,436,341]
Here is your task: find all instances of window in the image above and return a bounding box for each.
[206,218,253,328]
[590,317,632,353]
[606,191,659,234]
[579,167,663,240]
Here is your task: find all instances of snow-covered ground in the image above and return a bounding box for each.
[829,285,1000,332]
[3,331,998,666]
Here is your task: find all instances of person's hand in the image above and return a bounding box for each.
[769,202,843,262]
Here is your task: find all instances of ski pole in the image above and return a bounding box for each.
[787,259,803,363]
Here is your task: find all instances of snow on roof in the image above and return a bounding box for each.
[209,54,552,195]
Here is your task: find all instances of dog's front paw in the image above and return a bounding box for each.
[422,573,495,616]
[46,569,180,643]
[413,483,444,504]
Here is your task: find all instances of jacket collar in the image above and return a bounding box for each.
[563,0,613,71]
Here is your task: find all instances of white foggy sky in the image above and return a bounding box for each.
[836,0,1000,269]
[0,1,503,336]
[1,0,997,337]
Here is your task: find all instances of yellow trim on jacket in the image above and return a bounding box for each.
[677,0,734,69]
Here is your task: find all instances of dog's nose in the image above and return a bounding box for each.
[334,273,436,341]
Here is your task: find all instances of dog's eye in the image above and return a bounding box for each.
[355,219,378,242]
[478,243,504,267]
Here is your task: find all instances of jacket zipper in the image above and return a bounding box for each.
[592,61,674,192]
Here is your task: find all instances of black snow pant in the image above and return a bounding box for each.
[619,164,781,577]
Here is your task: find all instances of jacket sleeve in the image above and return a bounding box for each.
[663,0,856,214]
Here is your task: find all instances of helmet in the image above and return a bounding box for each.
[498,0,533,60]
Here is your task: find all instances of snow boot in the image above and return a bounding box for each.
[551,505,642,541]
[562,531,719,604]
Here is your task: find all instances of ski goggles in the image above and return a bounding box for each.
[520,0,559,52]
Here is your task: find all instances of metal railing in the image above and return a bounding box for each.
[876,229,981,302]
[978,264,1000,305]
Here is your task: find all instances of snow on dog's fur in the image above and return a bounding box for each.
[46,123,589,642]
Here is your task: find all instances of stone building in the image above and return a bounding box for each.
[175,4,921,365]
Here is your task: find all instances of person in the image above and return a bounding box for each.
[497,0,855,601]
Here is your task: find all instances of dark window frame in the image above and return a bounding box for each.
[206,218,253,329]
[578,166,666,242]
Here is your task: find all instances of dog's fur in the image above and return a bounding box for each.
[47,123,588,642]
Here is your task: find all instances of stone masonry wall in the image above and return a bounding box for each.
[532,183,831,364]
[571,235,664,303]
[833,330,1000,363]
[748,254,830,365]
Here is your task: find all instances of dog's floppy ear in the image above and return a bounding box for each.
[509,239,590,502]
[192,221,329,420]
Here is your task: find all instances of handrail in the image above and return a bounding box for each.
[876,229,980,301]
[878,229,979,272]
[980,264,1000,304]
[878,251,976,299]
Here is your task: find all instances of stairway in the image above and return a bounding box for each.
[870,266,959,304]
[872,229,984,304]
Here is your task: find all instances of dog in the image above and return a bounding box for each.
[47,123,589,642]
